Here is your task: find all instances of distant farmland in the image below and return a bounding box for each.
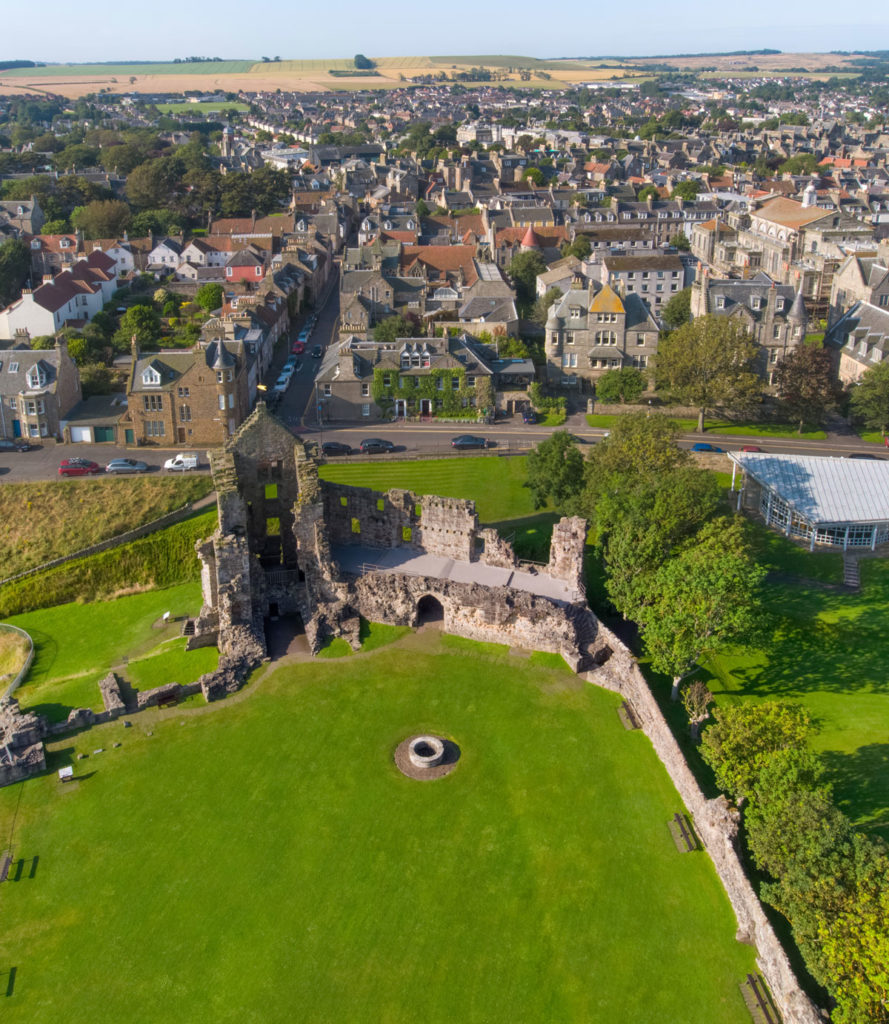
[0,60,256,77]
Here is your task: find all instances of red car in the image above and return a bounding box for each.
[740,445,763,453]
[291,340,305,354]
[59,458,102,476]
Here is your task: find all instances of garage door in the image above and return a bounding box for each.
[70,426,92,443]
[94,427,115,443]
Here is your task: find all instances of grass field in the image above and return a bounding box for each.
[0,477,213,579]
[0,61,255,77]
[585,413,828,440]
[155,100,248,113]
[8,583,204,720]
[0,628,30,678]
[0,632,755,1023]
[320,455,545,522]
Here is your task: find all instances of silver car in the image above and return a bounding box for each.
[105,458,149,474]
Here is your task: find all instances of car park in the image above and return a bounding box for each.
[311,344,323,359]
[59,458,102,476]
[359,438,395,454]
[0,438,32,452]
[451,434,492,450]
[105,458,148,474]
[691,442,725,453]
[321,441,353,457]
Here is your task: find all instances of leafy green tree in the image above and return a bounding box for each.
[778,153,819,175]
[40,218,69,234]
[700,701,812,801]
[526,430,585,510]
[522,167,545,186]
[354,54,375,69]
[0,238,31,307]
[655,314,761,431]
[681,680,713,740]
[636,517,766,699]
[113,304,160,352]
[637,184,659,201]
[195,283,224,312]
[773,345,842,432]
[531,286,563,326]
[560,236,591,260]
[415,198,431,218]
[669,231,690,251]
[79,362,115,397]
[594,367,646,404]
[71,199,132,239]
[372,314,422,343]
[507,250,547,314]
[126,158,182,209]
[661,287,691,330]
[670,180,701,201]
[131,208,182,237]
[849,361,889,435]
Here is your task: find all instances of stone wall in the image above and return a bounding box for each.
[547,517,587,592]
[587,627,823,1024]
[322,483,419,550]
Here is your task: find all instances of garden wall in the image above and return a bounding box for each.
[587,629,823,1024]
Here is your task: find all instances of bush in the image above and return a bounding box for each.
[595,367,647,404]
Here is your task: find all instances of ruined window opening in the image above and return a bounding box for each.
[266,517,281,536]
[402,526,412,542]
[414,504,422,517]
[376,498,384,511]
[340,496,348,507]
[265,483,278,500]
[351,517,361,534]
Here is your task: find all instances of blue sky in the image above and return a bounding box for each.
[10,0,889,63]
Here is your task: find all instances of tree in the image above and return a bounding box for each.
[113,304,160,352]
[126,158,182,209]
[849,361,889,435]
[526,431,585,510]
[594,367,646,404]
[669,231,690,251]
[0,238,31,307]
[354,54,374,69]
[635,517,766,699]
[531,287,563,326]
[655,315,761,432]
[637,184,659,201]
[681,680,712,740]
[660,287,691,331]
[195,283,224,312]
[415,198,431,219]
[773,345,842,432]
[560,236,591,260]
[507,250,547,314]
[522,167,545,186]
[671,180,701,201]
[70,199,132,239]
[373,314,422,344]
[700,701,812,801]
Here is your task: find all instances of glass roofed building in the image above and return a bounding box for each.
[729,452,889,550]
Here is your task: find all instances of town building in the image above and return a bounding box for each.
[0,336,81,442]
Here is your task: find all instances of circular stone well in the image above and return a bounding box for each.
[395,734,460,780]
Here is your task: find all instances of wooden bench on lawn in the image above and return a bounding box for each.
[739,972,782,1024]
[668,812,699,852]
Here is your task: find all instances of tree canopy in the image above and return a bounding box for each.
[594,366,647,404]
[773,344,843,432]
[655,314,760,431]
[849,361,889,435]
[525,431,585,510]
[660,287,692,331]
[507,250,547,315]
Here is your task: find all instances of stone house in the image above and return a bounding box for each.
[690,271,807,383]
[824,301,889,383]
[828,254,889,324]
[0,197,44,236]
[544,283,660,389]
[123,338,250,446]
[596,253,687,317]
[0,335,82,442]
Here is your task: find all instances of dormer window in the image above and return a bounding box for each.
[400,353,411,369]
[716,297,725,309]
[8,362,19,373]
[142,366,162,387]
[751,297,761,311]
[26,364,47,389]
[60,238,70,248]
[30,239,40,250]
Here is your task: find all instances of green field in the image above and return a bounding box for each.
[1,61,255,77]
[585,414,827,440]
[8,583,205,720]
[0,631,754,1023]
[320,455,546,522]
[156,100,248,113]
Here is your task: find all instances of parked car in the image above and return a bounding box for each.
[59,458,102,476]
[691,442,725,453]
[105,458,148,474]
[164,453,199,472]
[0,438,31,452]
[321,441,353,457]
[451,434,492,450]
[521,407,537,424]
[298,328,311,343]
[291,340,305,355]
[359,438,395,454]
[741,445,763,453]
[283,356,299,373]
[311,344,323,359]
[847,452,884,460]
[274,373,292,393]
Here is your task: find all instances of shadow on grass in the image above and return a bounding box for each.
[17,628,58,685]
[822,744,889,842]
[20,702,73,724]
[5,966,16,998]
[490,512,560,562]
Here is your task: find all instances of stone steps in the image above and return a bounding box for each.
[843,555,860,589]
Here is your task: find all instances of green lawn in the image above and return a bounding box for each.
[156,101,249,113]
[320,456,547,521]
[125,640,219,690]
[584,414,827,439]
[7,584,204,720]
[1,60,255,76]
[0,634,754,1023]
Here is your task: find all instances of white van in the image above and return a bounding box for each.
[164,453,199,472]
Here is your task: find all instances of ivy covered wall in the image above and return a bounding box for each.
[371,367,493,418]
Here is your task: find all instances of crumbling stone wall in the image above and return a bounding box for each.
[0,697,47,786]
[548,517,587,593]
[98,672,126,717]
[477,528,516,569]
[588,628,823,1024]
[322,483,420,549]
[416,495,477,561]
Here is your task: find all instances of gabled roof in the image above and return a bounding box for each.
[589,284,625,315]
[753,197,831,231]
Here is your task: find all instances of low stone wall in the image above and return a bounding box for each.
[587,626,823,1024]
[0,623,35,698]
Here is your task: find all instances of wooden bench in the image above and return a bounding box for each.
[617,700,641,730]
[0,850,12,883]
[668,812,699,853]
[156,688,179,709]
[739,972,781,1024]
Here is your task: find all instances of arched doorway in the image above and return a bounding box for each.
[417,594,445,626]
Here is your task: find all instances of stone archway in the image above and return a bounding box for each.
[416,594,445,626]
